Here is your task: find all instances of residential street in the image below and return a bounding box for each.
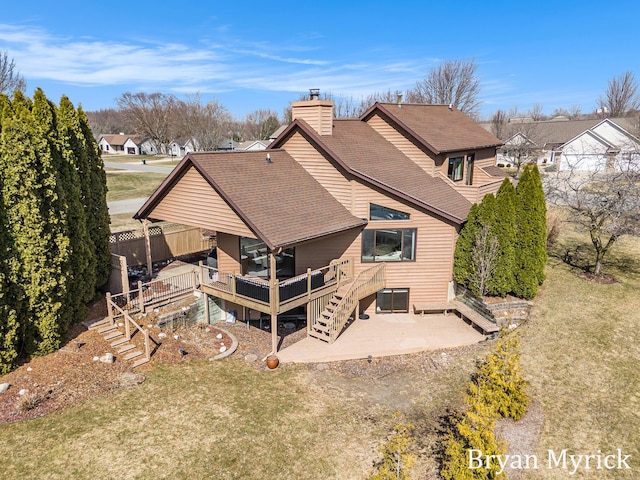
[107,197,149,215]
[103,161,174,174]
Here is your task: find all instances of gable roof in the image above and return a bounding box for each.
[486,117,638,147]
[361,103,503,154]
[135,150,366,250]
[99,134,146,146]
[321,119,473,222]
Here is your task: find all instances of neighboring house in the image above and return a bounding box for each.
[98,134,157,155]
[236,140,269,151]
[490,117,638,170]
[135,96,504,351]
[168,139,196,157]
[558,119,640,171]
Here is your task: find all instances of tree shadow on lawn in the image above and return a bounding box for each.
[548,238,640,279]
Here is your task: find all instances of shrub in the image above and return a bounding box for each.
[370,412,416,480]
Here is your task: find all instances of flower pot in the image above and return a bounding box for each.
[266,355,279,369]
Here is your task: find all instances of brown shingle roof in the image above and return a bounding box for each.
[321,120,472,222]
[136,150,366,249]
[362,103,503,154]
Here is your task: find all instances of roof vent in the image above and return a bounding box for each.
[266,153,272,163]
[396,92,403,107]
[309,88,320,100]
[448,103,453,110]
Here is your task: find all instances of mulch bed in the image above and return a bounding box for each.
[0,300,235,425]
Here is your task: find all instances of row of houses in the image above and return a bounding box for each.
[492,117,640,171]
[134,93,507,352]
[98,127,287,156]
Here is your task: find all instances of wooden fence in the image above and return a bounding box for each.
[108,254,129,295]
[110,223,215,266]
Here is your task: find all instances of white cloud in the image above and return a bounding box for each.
[0,23,426,98]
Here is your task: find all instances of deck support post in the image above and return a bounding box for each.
[142,219,153,278]
[269,251,278,354]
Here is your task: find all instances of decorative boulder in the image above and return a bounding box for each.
[99,353,115,364]
[0,383,10,394]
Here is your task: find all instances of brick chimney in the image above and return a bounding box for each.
[291,89,334,136]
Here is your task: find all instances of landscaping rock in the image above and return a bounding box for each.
[0,383,10,394]
[244,354,258,362]
[18,389,26,396]
[99,353,114,364]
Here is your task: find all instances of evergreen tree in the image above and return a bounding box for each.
[57,96,94,317]
[454,203,481,290]
[78,107,111,289]
[487,179,517,297]
[370,413,416,480]
[513,166,547,299]
[0,98,21,372]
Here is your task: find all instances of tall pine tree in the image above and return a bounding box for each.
[57,96,94,318]
[488,179,517,297]
[513,165,547,299]
[78,107,111,289]
[0,90,111,368]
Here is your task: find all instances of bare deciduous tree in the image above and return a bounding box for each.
[598,71,640,118]
[174,93,233,151]
[499,121,543,177]
[545,154,640,275]
[490,109,508,139]
[117,92,178,153]
[528,103,546,121]
[0,51,26,94]
[85,108,129,140]
[471,224,500,296]
[406,59,481,118]
[241,109,281,140]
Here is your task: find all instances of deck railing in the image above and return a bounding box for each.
[108,270,199,318]
[317,263,386,343]
[199,258,354,313]
[106,295,157,364]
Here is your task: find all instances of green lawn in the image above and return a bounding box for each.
[1,222,638,478]
[517,232,640,479]
[106,172,168,202]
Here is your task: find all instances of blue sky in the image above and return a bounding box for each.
[2,1,639,120]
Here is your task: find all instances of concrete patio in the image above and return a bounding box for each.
[276,312,486,363]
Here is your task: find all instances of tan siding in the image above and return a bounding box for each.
[295,230,361,275]
[149,167,253,237]
[366,114,437,174]
[216,232,241,274]
[281,132,353,207]
[295,181,457,305]
[291,102,333,136]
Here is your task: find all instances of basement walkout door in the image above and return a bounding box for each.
[376,288,409,313]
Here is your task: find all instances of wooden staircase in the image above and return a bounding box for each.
[91,315,153,369]
[309,264,386,344]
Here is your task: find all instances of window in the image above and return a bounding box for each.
[361,229,416,262]
[447,156,463,181]
[369,203,410,221]
[465,154,475,185]
[376,288,409,313]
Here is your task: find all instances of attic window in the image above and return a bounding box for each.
[447,156,464,182]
